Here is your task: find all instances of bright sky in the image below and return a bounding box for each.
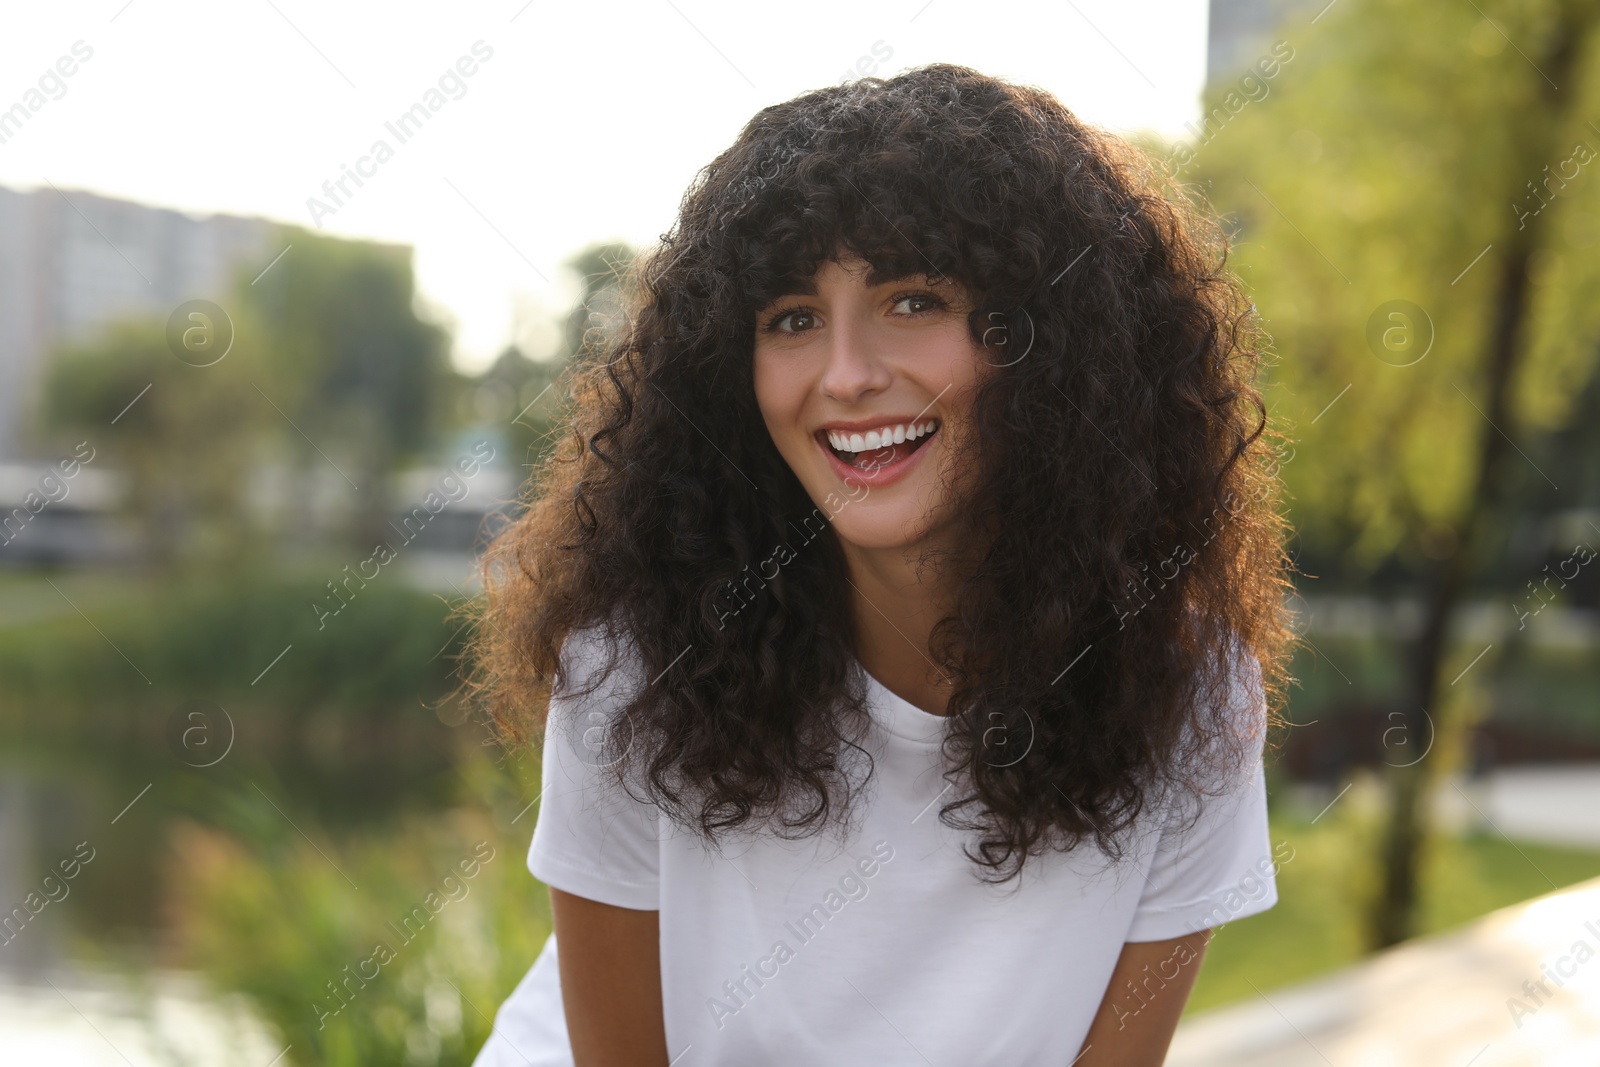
[1,0,1209,373]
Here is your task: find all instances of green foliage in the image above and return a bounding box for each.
[40,317,272,568]
[36,224,457,566]
[559,241,637,363]
[1186,0,1600,574]
[233,225,455,551]
[468,344,570,471]
[456,240,639,481]
[165,752,551,1067]
[238,226,452,464]
[0,567,468,719]
[0,567,477,836]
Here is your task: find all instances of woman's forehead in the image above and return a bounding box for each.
[773,256,946,294]
[759,241,961,293]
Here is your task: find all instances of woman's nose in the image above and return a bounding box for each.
[820,316,893,403]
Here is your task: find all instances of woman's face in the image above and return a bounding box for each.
[752,253,990,553]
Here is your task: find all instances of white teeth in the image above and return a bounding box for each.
[826,419,940,454]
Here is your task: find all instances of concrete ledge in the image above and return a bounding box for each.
[1169,874,1600,1065]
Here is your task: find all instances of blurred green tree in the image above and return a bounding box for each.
[559,240,636,365]
[459,241,638,476]
[40,317,269,571]
[40,225,456,570]
[238,226,454,552]
[1188,0,1600,946]
[470,343,566,471]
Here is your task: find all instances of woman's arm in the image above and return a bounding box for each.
[1074,929,1213,1065]
[549,886,669,1067]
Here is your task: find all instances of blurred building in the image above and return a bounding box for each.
[0,184,278,461]
[0,184,497,571]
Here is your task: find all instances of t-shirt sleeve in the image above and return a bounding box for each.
[1124,639,1281,942]
[526,623,662,911]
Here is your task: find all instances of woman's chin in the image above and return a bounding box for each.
[827,505,945,553]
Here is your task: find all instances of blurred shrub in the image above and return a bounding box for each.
[163,752,550,1067]
[0,568,476,816]
[0,568,467,715]
[0,567,498,948]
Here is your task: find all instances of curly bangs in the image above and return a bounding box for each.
[458,62,1300,886]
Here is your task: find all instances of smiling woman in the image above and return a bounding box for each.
[460,62,1300,1067]
[751,258,986,558]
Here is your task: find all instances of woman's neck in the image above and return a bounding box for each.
[841,542,960,717]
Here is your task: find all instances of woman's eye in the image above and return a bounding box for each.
[893,293,944,315]
[765,308,815,333]
[762,292,945,334]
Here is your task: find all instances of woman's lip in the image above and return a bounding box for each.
[816,424,939,489]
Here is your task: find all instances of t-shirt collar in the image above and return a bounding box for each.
[852,657,948,745]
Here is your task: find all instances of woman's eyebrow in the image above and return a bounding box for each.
[770,277,818,298]
[865,267,938,288]
[765,269,945,300]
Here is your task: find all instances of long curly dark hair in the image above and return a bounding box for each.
[457,62,1300,886]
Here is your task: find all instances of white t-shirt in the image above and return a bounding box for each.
[474,624,1279,1066]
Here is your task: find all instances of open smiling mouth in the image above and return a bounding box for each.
[816,418,941,472]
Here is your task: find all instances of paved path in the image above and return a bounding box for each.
[0,965,281,1066]
[1455,765,1600,850]
[1168,862,1600,1064]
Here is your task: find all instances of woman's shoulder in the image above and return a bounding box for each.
[1156,627,1269,810]
[541,616,657,775]
[553,615,648,701]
